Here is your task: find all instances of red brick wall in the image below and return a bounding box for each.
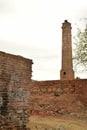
[30,79,87,94]
[0,51,32,129]
[29,79,87,117]
[0,50,87,128]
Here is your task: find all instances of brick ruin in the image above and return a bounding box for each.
[0,20,87,129]
[0,51,32,130]
[29,79,87,117]
[29,20,87,118]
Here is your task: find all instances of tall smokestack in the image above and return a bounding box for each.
[60,20,74,80]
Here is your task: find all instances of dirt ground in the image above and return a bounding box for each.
[28,115,87,130]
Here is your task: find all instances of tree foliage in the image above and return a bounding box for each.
[73,21,87,71]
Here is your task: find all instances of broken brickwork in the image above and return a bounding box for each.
[29,79,87,117]
[0,51,32,130]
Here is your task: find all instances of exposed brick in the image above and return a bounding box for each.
[60,20,74,80]
[0,51,32,129]
[29,79,87,117]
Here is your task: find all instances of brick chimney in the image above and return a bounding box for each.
[60,20,74,80]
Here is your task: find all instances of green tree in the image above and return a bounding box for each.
[73,21,87,71]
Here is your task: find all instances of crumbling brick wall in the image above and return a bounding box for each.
[29,79,87,117]
[0,51,32,130]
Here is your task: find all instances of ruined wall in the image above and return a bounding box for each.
[0,51,32,130]
[0,50,87,129]
[29,79,87,117]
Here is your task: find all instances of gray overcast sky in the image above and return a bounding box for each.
[0,0,87,80]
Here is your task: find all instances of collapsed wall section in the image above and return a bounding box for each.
[0,51,32,130]
[29,79,87,117]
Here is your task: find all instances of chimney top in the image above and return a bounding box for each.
[65,20,68,22]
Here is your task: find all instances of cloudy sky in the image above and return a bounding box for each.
[0,0,87,80]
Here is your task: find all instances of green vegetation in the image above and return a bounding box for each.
[73,20,87,71]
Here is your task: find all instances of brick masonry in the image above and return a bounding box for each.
[0,50,87,129]
[60,20,74,80]
[0,51,32,130]
[0,20,87,129]
[29,79,87,117]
